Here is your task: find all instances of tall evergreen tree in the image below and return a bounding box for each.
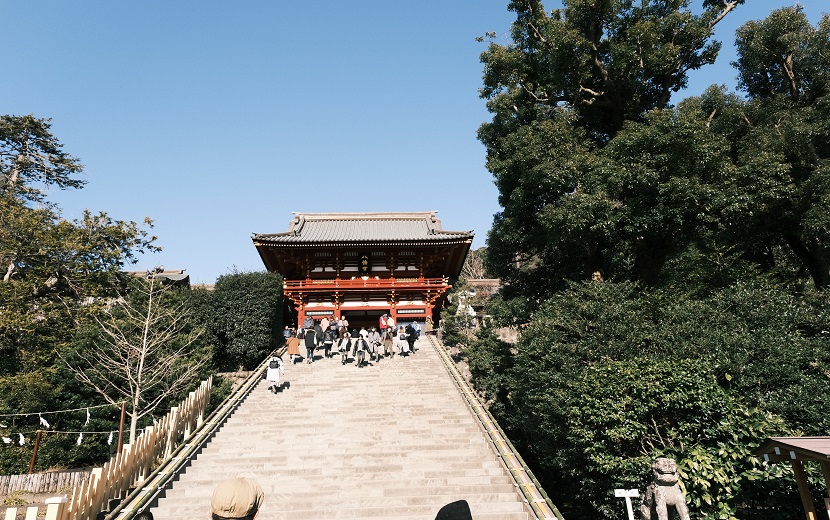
[479,0,742,298]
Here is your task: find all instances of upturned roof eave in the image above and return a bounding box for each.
[251,235,474,246]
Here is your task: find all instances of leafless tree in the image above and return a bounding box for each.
[461,248,489,281]
[64,272,209,443]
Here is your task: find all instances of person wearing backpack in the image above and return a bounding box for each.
[302,315,314,330]
[286,330,302,364]
[323,329,335,358]
[396,326,409,356]
[266,355,284,393]
[383,329,394,358]
[406,323,418,354]
[329,315,338,337]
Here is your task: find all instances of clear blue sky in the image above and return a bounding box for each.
[3,1,825,284]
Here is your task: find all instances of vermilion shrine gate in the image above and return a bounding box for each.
[252,212,473,329]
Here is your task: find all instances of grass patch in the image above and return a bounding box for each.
[2,490,32,506]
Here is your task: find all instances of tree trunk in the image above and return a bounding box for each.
[583,243,605,282]
[785,233,830,290]
[633,237,670,287]
[129,407,138,445]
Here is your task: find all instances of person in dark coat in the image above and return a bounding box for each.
[405,323,417,354]
[353,334,369,367]
[304,328,316,363]
[338,332,352,365]
[323,329,335,358]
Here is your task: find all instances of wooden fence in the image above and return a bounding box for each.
[1,378,213,520]
[0,470,90,496]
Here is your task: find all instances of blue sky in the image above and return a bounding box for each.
[3,1,825,284]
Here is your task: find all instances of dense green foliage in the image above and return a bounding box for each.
[469,281,830,517]
[474,2,830,518]
[479,2,829,300]
[194,270,283,371]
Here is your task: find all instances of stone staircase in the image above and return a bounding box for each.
[149,338,533,519]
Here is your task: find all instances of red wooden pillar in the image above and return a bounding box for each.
[388,289,398,329]
[297,305,306,327]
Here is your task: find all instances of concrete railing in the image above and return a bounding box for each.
[427,335,565,520]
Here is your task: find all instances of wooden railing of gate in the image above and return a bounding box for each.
[8,378,213,520]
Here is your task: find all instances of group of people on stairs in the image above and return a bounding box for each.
[264,315,424,393]
[281,314,422,366]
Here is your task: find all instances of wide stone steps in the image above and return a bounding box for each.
[149,339,531,519]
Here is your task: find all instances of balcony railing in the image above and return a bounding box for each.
[283,277,449,292]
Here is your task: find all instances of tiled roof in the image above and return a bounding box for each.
[253,212,473,244]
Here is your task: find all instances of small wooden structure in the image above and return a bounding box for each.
[755,436,830,519]
[252,212,473,328]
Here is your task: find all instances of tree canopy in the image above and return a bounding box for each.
[479,1,830,301]
[474,3,830,518]
[194,270,283,371]
[0,115,162,472]
[479,0,744,299]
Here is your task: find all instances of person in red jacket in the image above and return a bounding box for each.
[379,313,388,336]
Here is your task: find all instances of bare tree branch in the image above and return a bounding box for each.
[63,275,208,443]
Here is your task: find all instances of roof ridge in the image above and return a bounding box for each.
[297,212,437,220]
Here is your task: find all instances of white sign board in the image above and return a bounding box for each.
[615,489,640,498]
[614,489,640,520]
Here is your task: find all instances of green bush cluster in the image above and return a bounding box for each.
[466,281,830,518]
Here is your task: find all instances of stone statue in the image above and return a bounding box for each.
[640,457,691,520]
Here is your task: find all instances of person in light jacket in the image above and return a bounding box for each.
[286,331,302,364]
[266,355,284,393]
[367,327,381,362]
[396,326,409,356]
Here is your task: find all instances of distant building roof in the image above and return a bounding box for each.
[252,212,473,245]
[467,278,500,289]
[126,268,190,287]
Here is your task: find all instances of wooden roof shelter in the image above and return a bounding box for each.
[755,437,830,519]
[252,212,473,328]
